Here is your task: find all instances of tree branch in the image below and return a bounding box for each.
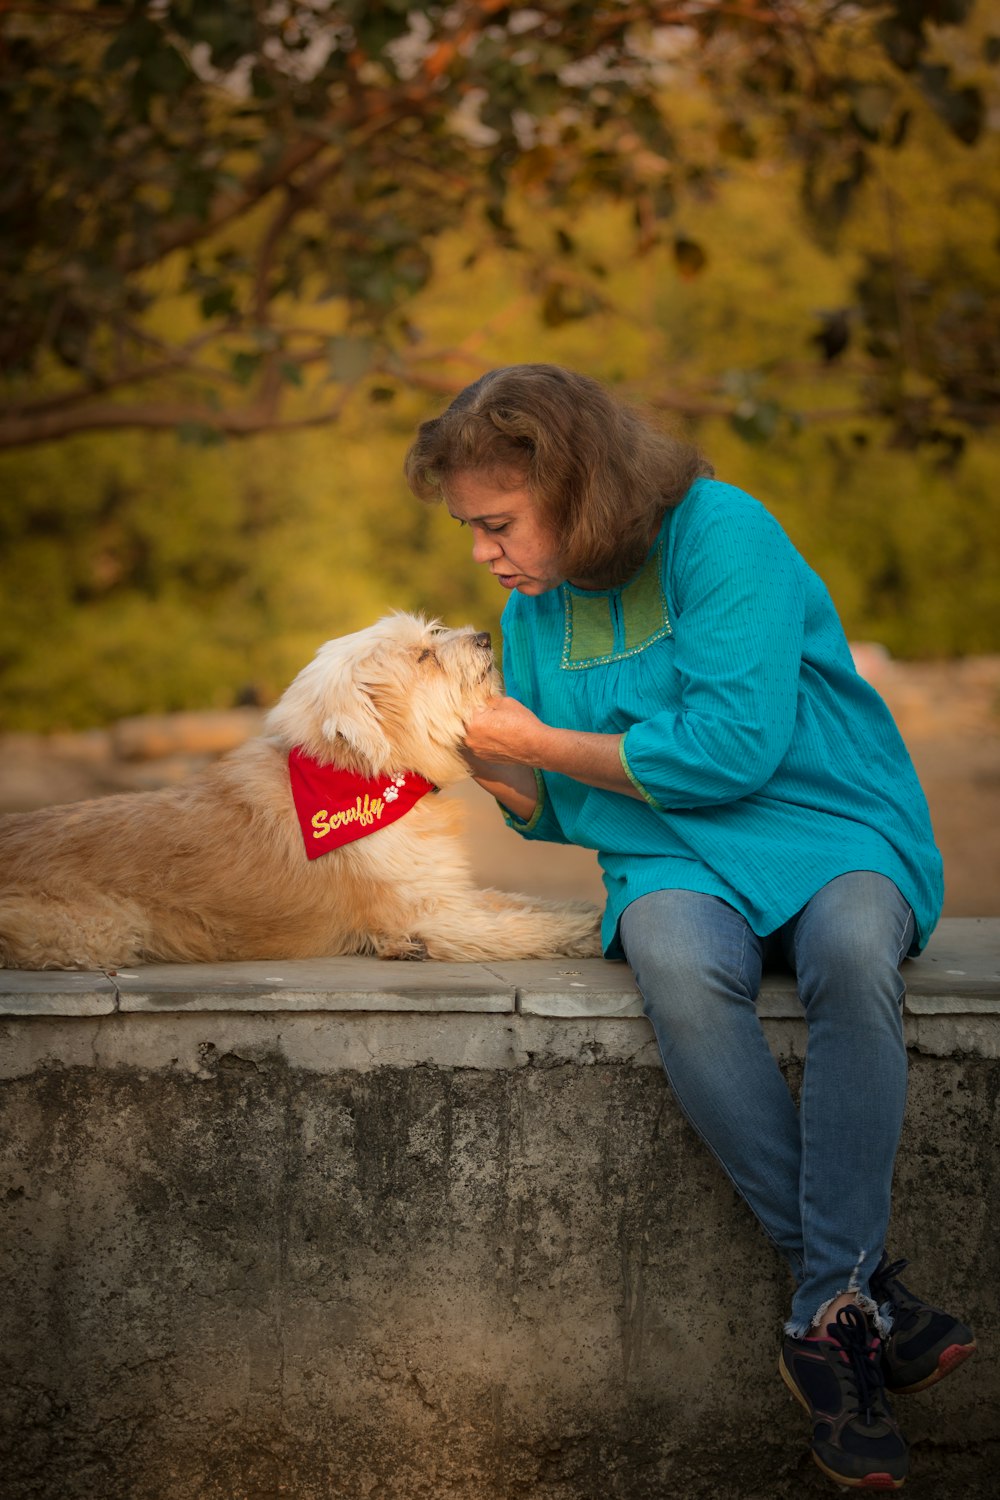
[0,4,123,18]
[0,397,352,449]
[3,327,242,418]
[119,134,332,275]
[119,89,426,278]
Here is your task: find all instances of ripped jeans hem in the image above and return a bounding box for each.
[785,1293,894,1341]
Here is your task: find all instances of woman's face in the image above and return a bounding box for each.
[446,471,565,596]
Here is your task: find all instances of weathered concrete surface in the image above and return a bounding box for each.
[1,924,998,1500]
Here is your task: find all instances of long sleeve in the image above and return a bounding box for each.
[620,492,806,809]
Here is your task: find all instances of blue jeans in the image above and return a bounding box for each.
[618,872,915,1336]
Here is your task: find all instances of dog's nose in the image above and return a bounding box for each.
[474,632,492,652]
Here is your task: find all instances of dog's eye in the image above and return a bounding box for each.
[418,648,438,664]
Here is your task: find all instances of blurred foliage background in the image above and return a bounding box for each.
[1,0,998,729]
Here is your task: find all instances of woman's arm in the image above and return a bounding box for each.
[461,745,540,821]
[463,696,644,803]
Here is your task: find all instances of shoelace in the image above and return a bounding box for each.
[828,1304,886,1425]
[873,1256,910,1289]
[871,1257,921,1331]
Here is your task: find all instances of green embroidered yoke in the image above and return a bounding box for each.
[499,478,943,958]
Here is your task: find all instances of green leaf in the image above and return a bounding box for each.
[185,5,259,70]
[230,351,261,386]
[176,421,225,447]
[63,97,103,140]
[327,336,377,383]
[721,368,759,400]
[918,64,983,143]
[200,286,236,319]
[102,18,161,72]
[172,176,213,221]
[730,399,782,444]
[250,327,282,352]
[673,237,707,279]
[251,67,277,102]
[539,280,601,327]
[139,46,191,98]
[851,83,897,140]
[717,118,757,160]
[899,0,975,23]
[356,13,408,55]
[876,18,924,72]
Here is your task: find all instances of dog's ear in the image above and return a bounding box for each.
[322,695,391,771]
[266,640,392,771]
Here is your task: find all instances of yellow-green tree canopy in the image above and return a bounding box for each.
[2,0,997,450]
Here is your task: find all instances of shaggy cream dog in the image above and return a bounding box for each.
[0,614,602,970]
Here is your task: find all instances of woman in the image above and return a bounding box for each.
[404,364,975,1490]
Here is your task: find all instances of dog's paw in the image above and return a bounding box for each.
[564,929,604,959]
[376,935,429,961]
[545,907,603,959]
[550,921,603,959]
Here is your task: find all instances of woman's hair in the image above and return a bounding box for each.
[403,364,712,585]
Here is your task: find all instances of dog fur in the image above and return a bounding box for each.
[0,614,602,969]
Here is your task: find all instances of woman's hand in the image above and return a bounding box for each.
[460,697,545,820]
[462,695,546,766]
[464,695,643,803]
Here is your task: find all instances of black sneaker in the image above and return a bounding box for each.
[779,1304,908,1490]
[871,1253,977,1395]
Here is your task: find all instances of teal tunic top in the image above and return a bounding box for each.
[500,477,943,958]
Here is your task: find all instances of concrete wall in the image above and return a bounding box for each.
[2,921,998,1500]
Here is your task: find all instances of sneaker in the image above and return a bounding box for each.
[871,1253,977,1395]
[779,1304,908,1489]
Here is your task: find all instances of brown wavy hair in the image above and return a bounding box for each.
[404,364,712,586]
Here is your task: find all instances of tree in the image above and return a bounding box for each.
[0,0,997,452]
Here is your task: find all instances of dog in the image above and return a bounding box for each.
[0,614,602,969]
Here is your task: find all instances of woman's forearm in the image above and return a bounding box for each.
[464,754,540,820]
[534,724,643,800]
[463,697,646,809]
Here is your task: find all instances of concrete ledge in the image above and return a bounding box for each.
[2,916,998,1015]
[2,922,998,1073]
[2,918,998,1499]
[0,958,517,1016]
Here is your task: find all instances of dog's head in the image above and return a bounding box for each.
[265,613,501,783]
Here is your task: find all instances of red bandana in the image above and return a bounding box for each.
[288,747,436,859]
